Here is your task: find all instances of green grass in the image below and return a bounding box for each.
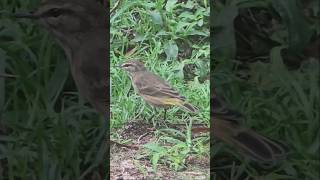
[211,0,320,179]
[110,0,210,173]
[213,53,320,179]
[0,0,106,179]
[1,0,318,179]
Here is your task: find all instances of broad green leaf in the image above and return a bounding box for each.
[165,0,178,12]
[143,142,166,153]
[152,152,161,172]
[149,10,163,25]
[164,40,178,60]
[272,0,312,54]
[211,5,238,59]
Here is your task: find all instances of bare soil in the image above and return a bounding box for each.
[110,119,210,180]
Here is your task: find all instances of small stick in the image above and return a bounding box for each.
[137,131,151,143]
[110,140,140,150]
[110,0,121,14]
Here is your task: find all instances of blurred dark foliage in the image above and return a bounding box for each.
[211,0,319,179]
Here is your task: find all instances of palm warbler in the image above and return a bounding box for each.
[120,60,198,120]
[14,0,108,178]
[14,0,108,116]
[213,92,287,163]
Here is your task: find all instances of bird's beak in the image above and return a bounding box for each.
[116,64,122,68]
[13,11,38,19]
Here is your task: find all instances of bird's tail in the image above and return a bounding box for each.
[178,102,199,113]
[213,118,288,163]
[161,97,199,113]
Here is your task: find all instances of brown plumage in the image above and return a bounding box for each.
[15,0,108,116]
[120,60,198,117]
[14,1,108,179]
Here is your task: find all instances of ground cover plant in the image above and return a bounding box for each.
[110,0,210,178]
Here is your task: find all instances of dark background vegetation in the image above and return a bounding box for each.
[0,0,106,179]
[211,0,319,179]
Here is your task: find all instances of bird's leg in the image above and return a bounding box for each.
[148,107,156,123]
[155,108,168,128]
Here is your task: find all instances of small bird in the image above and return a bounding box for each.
[14,0,108,179]
[119,60,198,121]
[14,0,109,116]
[212,92,288,163]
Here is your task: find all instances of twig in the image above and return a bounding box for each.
[110,140,140,150]
[171,123,208,127]
[110,0,121,14]
[137,131,151,143]
[191,127,210,134]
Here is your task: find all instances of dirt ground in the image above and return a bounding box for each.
[110,120,210,180]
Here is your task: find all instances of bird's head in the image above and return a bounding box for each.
[119,60,146,76]
[14,0,107,45]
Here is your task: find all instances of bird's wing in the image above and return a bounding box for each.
[134,72,185,101]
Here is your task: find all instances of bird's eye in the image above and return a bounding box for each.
[48,8,64,17]
[122,64,131,67]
